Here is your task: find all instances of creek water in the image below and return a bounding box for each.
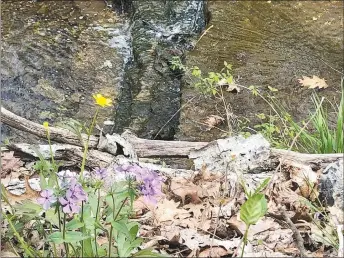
[1,1,343,144]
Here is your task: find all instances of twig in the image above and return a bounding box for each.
[279,205,309,258]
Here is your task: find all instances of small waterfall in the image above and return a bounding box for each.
[113,0,207,139]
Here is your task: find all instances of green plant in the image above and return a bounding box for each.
[170,57,237,134]
[245,79,344,154]
[1,94,163,258]
[239,178,270,257]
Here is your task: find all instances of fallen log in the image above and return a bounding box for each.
[1,107,99,148]
[8,143,194,177]
[1,107,343,162]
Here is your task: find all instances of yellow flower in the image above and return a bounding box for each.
[43,121,49,128]
[93,94,112,108]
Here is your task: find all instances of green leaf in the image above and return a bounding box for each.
[45,209,60,226]
[39,173,47,189]
[83,238,94,257]
[47,231,90,244]
[112,221,130,237]
[133,248,165,257]
[66,219,84,230]
[13,200,42,216]
[267,86,278,92]
[129,224,139,241]
[240,193,267,226]
[253,178,271,195]
[1,184,11,206]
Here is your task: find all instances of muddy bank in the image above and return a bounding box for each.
[176,1,343,142]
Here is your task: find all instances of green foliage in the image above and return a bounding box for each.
[248,78,344,154]
[170,56,186,72]
[239,178,269,257]
[190,63,234,96]
[2,97,164,257]
[240,193,267,226]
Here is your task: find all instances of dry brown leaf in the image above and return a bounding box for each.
[1,151,24,177]
[170,178,202,204]
[298,75,328,89]
[199,247,230,257]
[179,228,241,251]
[133,196,156,215]
[153,199,190,225]
[160,224,180,243]
[184,203,206,219]
[203,115,225,131]
[5,176,40,205]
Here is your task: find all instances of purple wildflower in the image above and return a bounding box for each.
[57,170,77,189]
[139,171,163,204]
[68,177,88,202]
[37,189,57,210]
[115,163,164,204]
[94,167,108,180]
[59,190,81,214]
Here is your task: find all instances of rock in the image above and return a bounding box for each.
[318,159,343,210]
[190,134,271,174]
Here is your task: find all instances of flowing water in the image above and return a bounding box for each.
[1,1,343,144]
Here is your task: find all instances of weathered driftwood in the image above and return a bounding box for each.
[9,143,194,178]
[1,107,98,148]
[1,107,207,158]
[270,148,343,165]
[1,106,343,162]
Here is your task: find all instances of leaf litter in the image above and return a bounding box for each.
[2,149,342,257]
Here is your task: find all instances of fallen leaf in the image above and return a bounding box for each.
[180,228,241,251]
[1,151,24,177]
[199,247,230,257]
[170,178,202,204]
[203,115,225,131]
[298,75,328,89]
[153,198,190,225]
[97,237,108,246]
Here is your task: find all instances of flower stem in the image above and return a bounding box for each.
[50,223,57,257]
[80,107,99,181]
[94,189,101,258]
[113,196,128,222]
[108,224,113,258]
[81,201,84,258]
[63,213,69,256]
[241,225,250,258]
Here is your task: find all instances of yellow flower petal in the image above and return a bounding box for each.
[93,93,112,108]
[43,121,49,128]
